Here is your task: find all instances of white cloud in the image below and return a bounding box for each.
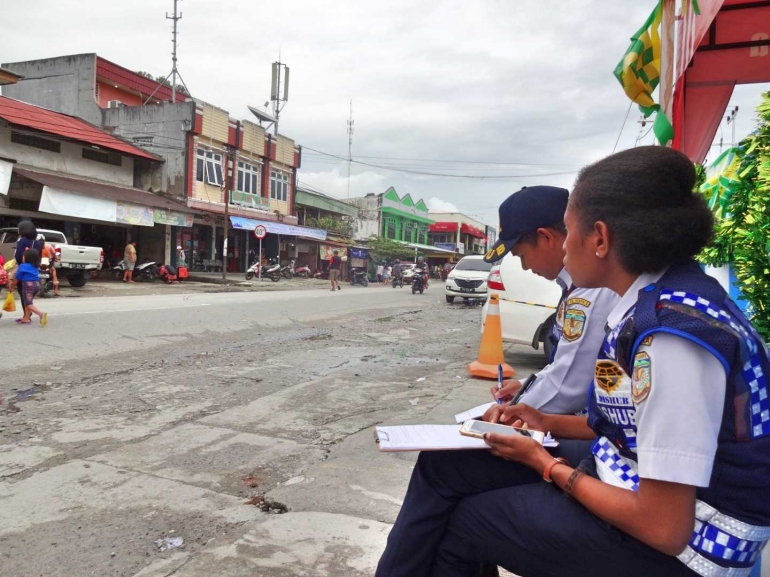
[426,197,459,212]
[298,165,387,199]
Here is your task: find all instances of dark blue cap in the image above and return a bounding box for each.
[483,186,569,263]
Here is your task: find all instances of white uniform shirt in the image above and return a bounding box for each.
[521,268,620,414]
[595,271,726,489]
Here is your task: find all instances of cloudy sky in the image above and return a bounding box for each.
[2,0,767,227]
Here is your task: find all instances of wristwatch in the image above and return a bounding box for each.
[542,457,569,483]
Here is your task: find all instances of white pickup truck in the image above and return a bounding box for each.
[0,228,103,287]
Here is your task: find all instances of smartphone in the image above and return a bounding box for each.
[460,420,545,444]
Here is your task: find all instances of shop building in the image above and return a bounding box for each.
[0,96,194,269]
[427,211,490,263]
[347,187,434,246]
[1,53,303,273]
[295,187,360,276]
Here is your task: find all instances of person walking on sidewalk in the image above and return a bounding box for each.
[329,250,342,291]
[123,241,137,283]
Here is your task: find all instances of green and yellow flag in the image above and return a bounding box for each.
[614,0,673,145]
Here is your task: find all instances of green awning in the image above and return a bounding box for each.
[295,189,358,218]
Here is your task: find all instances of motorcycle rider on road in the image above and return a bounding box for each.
[392,259,403,286]
[415,255,428,289]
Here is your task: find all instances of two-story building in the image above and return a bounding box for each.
[427,211,490,264]
[295,187,363,276]
[0,95,194,272]
[2,53,308,273]
[348,187,435,246]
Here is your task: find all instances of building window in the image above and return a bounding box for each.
[196,149,223,186]
[11,131,61,153]
[237,161,260,195]
[270,169,289,202]
[384,218,397,240]
[82,148,122,166]
[403,222,417,243]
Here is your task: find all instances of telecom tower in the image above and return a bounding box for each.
[144,0,191,104]
[347,100,354,198]
[270,59,290,136]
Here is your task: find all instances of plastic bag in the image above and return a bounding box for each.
[3,259,16,271]
[2,292,16,313]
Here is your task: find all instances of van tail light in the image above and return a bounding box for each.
[55,246,61,263]
[487,266,505,291]
[99,249,104,264]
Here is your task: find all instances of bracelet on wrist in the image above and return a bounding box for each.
[564,466,586,497]
[541,457,569,483]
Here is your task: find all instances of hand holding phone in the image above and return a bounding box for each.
[460,420,545,445]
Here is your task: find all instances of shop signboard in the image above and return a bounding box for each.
[153,209,194,227]
[319,244,348,261]
[117,201,154,227]
[349,247,369,259]
[434,243,457,252]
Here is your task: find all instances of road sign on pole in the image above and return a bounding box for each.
[253,226,266,282]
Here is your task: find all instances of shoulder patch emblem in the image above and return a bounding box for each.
[562,308,586,342]
[595,360,624,393]
[641,335,654,346]
[566,297,591,308]
[632,352,652,404]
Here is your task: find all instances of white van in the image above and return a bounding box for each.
[481,252,562,359]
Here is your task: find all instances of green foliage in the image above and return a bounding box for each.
[305,216,353,236]
[364,236,421,263]
[699,92,770,339]
[135,71,189,96]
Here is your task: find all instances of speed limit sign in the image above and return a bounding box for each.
[253,225,267,239]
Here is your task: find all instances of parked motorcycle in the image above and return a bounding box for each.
[264,258,282,282]
[411,267,426,294]
[245,260,261,280]
[280,259,296,279]
[348,267,369,287]
[313,268,328,280]
[294,263,311,278]
[112,260,158,282]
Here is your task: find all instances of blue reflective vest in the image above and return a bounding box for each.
[587,260,770,576]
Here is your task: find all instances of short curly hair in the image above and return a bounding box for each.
[18,220,37,241]
[570,146,713,275]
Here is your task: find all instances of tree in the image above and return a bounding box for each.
[365,236,422,263]
[134,72,190,96]
[699,91,770,339]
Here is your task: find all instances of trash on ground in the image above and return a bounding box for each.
[416,377,426,382]
[154,537,184,551]
[241,475,260,488]
[409,398,419,406]
[15,388,36,401]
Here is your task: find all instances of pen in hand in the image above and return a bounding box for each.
[496,364,504,405]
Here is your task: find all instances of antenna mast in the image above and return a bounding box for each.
[347,100,354,198]
[143,0,191,105]
[271,55,290,136]
[167,0,182,103]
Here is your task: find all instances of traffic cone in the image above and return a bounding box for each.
[467,294,514,379]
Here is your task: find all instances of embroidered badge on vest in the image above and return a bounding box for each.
[563,308,586,342]
[566,297,591,308]
[640,335,653,346]
[595,360,624,393]
[631,352,652,403]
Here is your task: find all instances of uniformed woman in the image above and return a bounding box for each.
[375,146,770,577]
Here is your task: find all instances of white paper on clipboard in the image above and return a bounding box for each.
[373,424,558,452]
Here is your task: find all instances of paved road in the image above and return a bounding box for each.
[2,285,538,576]
[0,286,417,370]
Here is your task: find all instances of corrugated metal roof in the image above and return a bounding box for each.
[0,96,160,160]
[13,165,193,213]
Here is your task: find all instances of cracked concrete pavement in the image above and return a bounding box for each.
[0,286,544,576]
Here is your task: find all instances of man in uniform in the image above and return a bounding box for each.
[482,186,619,417]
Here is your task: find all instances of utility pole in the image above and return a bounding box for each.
[347,100,354,198]
[726,106,739,146]
[659,0,675,146]
[222,145,236,281]
[167,0,182,103]
[270,58,290,136]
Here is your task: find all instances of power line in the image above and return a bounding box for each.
[612,101,633,154]
[302,146,577,179]
[302,151,582,168]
